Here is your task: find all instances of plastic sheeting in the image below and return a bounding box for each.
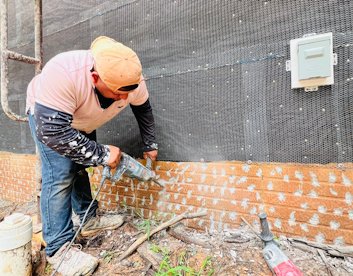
[1,0,352,163]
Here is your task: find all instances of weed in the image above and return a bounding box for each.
[91,183,98,193]
[150,243,214,276]
[197,256,214,276]
[85,166,94,175]
[178,250,187,266]
[156,264,194,276]
[44,263,52,274]
[137,219,152,239]
[101,250,117,263]
[150,243,161,253]
[135,210,159,240]
[149,243,169,255]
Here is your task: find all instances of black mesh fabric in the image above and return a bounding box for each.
[1,0,352,163]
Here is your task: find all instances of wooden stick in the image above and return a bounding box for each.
[291,243,316,254]
[317,249,334,276]
[140,262,152,276]
[224,237,251,243]
[118,211,207,261]
[240,216,261,239]
[137,242,163,270]
[289,238,353,257]
[167,223,212,248]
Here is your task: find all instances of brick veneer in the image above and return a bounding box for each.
[0,152,37,203]
[1,151,352,245]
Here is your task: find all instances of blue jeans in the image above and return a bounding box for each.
[28,114,98,256]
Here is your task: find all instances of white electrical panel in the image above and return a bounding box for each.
[286,32,337,92]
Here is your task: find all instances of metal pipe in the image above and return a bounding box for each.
[6,50,40,64]
[34,0,43,74]
[0,0,28,121]
[34,0,43,224]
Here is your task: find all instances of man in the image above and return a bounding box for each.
[26,36,158,275]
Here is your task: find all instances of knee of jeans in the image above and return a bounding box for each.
[41,154,75,181]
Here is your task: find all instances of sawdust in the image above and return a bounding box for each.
[1,200,353,276]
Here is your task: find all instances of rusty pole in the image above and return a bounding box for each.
[34,0,43,74]
[34,0,43,224]
[0,0,27,121]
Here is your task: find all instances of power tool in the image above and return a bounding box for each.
[110,152,164,187]
[259,213,303,276]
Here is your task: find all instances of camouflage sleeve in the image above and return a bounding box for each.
[33,102,110,166]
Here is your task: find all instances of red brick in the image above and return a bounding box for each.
[2,151,353,245]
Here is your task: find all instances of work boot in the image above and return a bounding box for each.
[47,242,98,276]
[81,214,124,237]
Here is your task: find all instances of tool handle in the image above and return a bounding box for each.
[146,157,152,170]
[258,212,274,243]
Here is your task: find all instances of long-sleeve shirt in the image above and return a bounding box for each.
[26,50,156,166]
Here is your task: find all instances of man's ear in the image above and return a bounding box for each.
[91,71,99,84]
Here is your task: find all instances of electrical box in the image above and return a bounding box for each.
[286,32,337,92]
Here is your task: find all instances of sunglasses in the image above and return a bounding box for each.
[117,84,139,92]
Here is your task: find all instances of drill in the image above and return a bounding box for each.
[108,152,164,187]
[259,213,303,276]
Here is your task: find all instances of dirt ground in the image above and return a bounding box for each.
[1,199,353,276]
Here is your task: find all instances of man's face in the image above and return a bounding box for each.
[91,71,130,101]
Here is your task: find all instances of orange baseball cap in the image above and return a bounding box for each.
[90,36,142,92]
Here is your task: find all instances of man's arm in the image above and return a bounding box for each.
[34,102,110,166]
[130,98,158,158]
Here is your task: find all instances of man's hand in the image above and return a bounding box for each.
[143,150,158,161]
[107,145,122,168]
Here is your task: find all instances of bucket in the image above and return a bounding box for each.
[0,213,33,276]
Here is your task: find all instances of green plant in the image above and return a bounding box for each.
[149,243,169,255]
[178,250,187,267]
[156,264,194,276]
[151,244,214,276]
[137,218,152,239]
[101,250,117,263]
[91,183,98,193]
[44,263,52,274]
[157,256,214,276]
[135,210,159,240]
[196,256,214,276]
[155,254,195,276]
[150,243,162,253]
[85,167,95,176]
